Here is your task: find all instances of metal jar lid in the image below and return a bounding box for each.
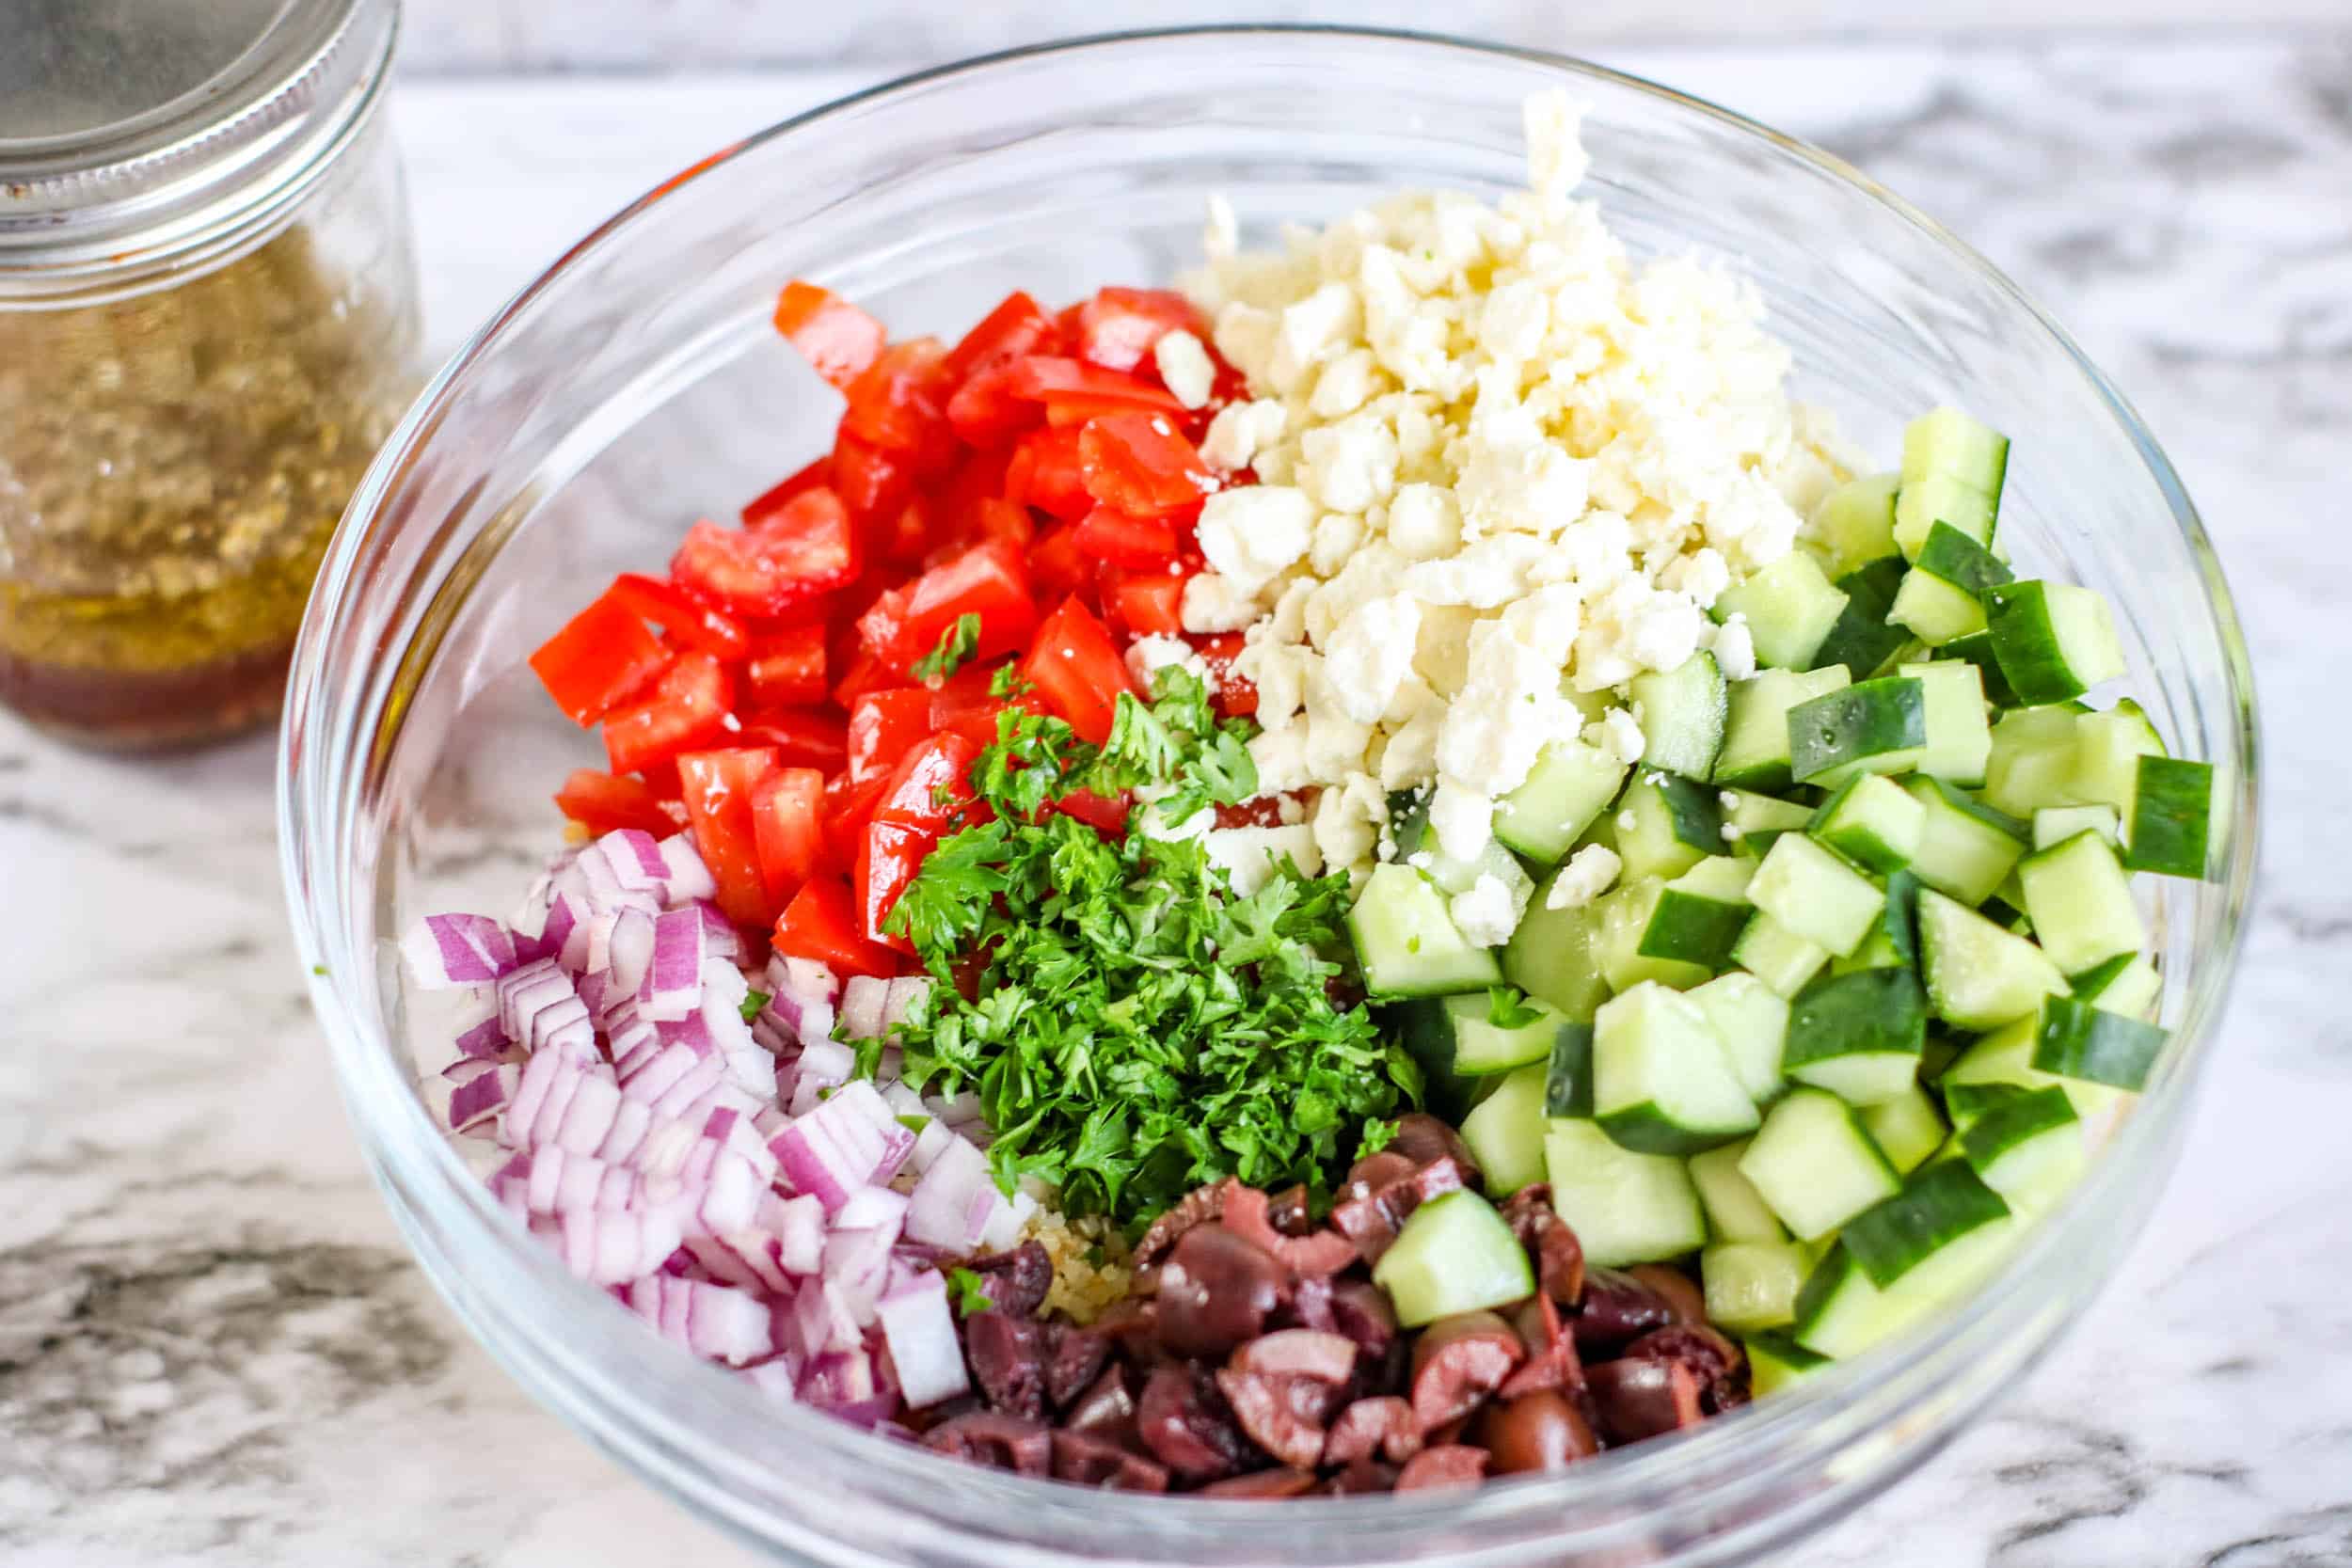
[0,0,398,297]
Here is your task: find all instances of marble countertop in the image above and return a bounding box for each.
[5,36,2348,1568]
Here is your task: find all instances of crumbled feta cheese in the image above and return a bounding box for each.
[1205,825,1322,896]
[1545,844,1623,910]
[1599,707,1647,767]
[1452,873,1522,949]
[1310,773,1387,879]
[1196,486,1313,596]
[1387,483,1463,561]
[1429,777,1496,863]
[1323,593,1422,724]
[1199,398,1288,473]
[1712,614,1757,681]
[1125,634,1209,692]
[1152,330,1216,410]
[1181,572,1259,634]
[1310,512,1365,578]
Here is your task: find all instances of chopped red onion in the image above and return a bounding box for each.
[980,1187,1038,1253]
[740,1355,803,1404]
[594,1096,655,1164]
[834,1185,912,1243]
[768,1082,914,1212]
[640,909,707,1022]
[822,1225,898,1320]
[597,828,673,895]
[800,1344,895,1426]
[448,1062,518,1134]
[788,1278,864,1359]
[876,1270,970,1409]
[400,912,519,989]
[837,975,892,1042]
[694,902,744,963]
[878,976,931,1035]
[626,1275,773,1365]
[453,1014,509,1060]
[697,1149,765,1234]
[562,1206,683,1285]
[905,1136,1004,1251]
[659,833,717,902]
[784,1037,854,1117]
[763,1193,825,1275]
[759,955,840,1051]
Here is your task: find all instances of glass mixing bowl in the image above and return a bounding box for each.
[280,27,2259,1568]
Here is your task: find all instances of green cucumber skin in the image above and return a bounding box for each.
[1782,966,1929,1074]
[2032,995,2168,1091]
[1839,1159,2012,1289]
[1959,1084,2078,1166]
[2124,755,2215,879]
[1914,521,2015,596]
[1812,558,1913,678]
[1788,678,1928,785]
[1639,887,1753,969]
[1943,632,2022,709]
[1544,1023,1597,1119]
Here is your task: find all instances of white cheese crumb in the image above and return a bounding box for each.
[1719,790,1741,811]
[1615,809,1638,833]
[1195,485,1314,596]
[1545,844,1623,910]
[1599,707,1647,767]
[1181,572,1259,634]
[1452,873,1522,949]
[1205,825,1322,896]
[1125,634,1210,691]
[1198,398,1288,474]
[1713,614,1757,681]
[1152,329,1216,409]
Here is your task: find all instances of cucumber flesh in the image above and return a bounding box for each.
[1738,1086,1900,1242]
[1592,982,1760,1155]
[1788,676,1929,788]
[1373,1190,1537,1327]
[1351,863,1502,999]
[1688,1139,1786,1242]
[1458,1063,1550,1196]
[1630,652,1729,782]
[1916,886,2067,1029]
[1702,1241,1811,1332]
[1544,1118,1707,1268]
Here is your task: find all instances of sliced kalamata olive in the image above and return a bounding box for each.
[1132,1181,1228,1269]
[1627,1263,1707,1327]
[1089,1295,1161,1349]
[1136,1364,1255,1481]
[966,1241,1054,1318]
[1327,1279,1400,1361]
[1215,1369,1330,1469]
[921,1411,1054,1475]
[1199,1467,1318,1499]
[1063,1364,1137,1437]
[1480,1389,1601,1474]
[1343,1150,1418,1194]
[1408,1311,1526,1432]
[1287,1274,1335,1333]
[1500,1184,1585,1306]
[1323,1457,1398,1495]
[1265,1184,1314,1235]
[1572,1266,1676,1352]
[1586,1357,1704,1445]
[1050,1429,1170,1492]
[963,1309,1047,1419]
[1499,1292,1585,1400]
[1388,1114,1482,1185]
[1321,1396,1422,1466]
[1622,1324,1747,1415]
[1231,1328,1359,1385]
[1042,1323,1112,1411]
[1156,1223,1286,1359]
[1330,1155,1469,1266]
[1393,1444,1489,1492]
[1221,1182,1358,1278]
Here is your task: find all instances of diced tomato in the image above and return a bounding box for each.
[870,490,937,568]
[772,281,885,391]
[670,489,859,617]
[739,454,831,530]
[773,876,898,978]
[1106,568,1188,637]
[1072,505,1181,567]
[822,766,892,844]
[1079,413,1215,516]
[742,622,828,708]
[1194,631,1258,717]
[829,647,903,710]
[528,591,673,726]
[1006,424,1092,523]
[750,766,826,907]
[606,572,750,660]
[945,359,1043,446]
[855,539,1038,674]
[970,496,1035,553]
[1025,522,1093,605]
[946,290,1061,379]
[935,447,1015,538]
[856,820,934,954]
[553,768,685,837]
[1215,796,1291,829]
[846,687,936,784]
[927,659,1004,725]
[872,733,979,834]
[1074,287,1202,374]
[842,337,956,469]
[1021,596,1135,744]
[1053,786,1131,836]
[677,747,781,928]
[1006,356,1185,416]
[832,428,914,527]
[736,705,848,772]
[602,651,733,775]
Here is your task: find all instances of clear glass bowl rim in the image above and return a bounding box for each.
[280,24,2263,1560]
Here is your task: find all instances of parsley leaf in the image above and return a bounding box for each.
[912,612,983,685]
[1486,985,1544,1030]
[946,1267,995,1316]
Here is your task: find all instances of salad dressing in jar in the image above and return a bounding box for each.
[0,0,419,749]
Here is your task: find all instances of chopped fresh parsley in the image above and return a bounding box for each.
[862,667,1413,1227]
[946,1266,995,1316]
[740,989,771,1024]
[912,612,983,685]
[1486,985,1544,1029]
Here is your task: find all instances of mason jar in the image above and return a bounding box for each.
[0,0,421,750]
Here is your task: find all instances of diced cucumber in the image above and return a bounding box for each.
[1402,990,1565,1083]
[1543,1022,1597,1119]
[1688,1139,1785,1242]
[1983,580,2126,705]
[2033,804,2121,850]
[1615,771,1726,882]
[1942,631,2021,709]
[2071,952,2161,1020]
[1748,832,1886,956]
[1859,1083,1947,1174]
[1702,1242,1811,1332]
[1898,660,1994,786]
[1722,789,1815,858]
[2124,755,2215,880]
[1788,676,1928,787]
[1593,982,1760,1154]
[1791,1221,2018,1360]
[1811,472,1902,577]
[1596,879,1712,992]
[1732,911,1831,999]
[1957,1083,2085,1213]
[1630,652,1729,781]
[1942,1016,2130,1128]
[1638,856,1756,973]
[1781,967,1929,1106]
[1373,1190,1537,1328]
[1739,1086,1900,1242]
[1916,887,2068,1029]
[1902,406,2012,501]
[1745,1331,1830,1395]
[1982,705,2088,818]
[1458,1063,1550,1196]
[2017,831,2145,976]
[1812,558,1914,678]
[1715,667,1852,792]
[1903,776,2028,906]
[1715,552,1850,671]
[1392,997,1487,1121]
[1888,521,2014,645]
[2033,994,2168,1091]
[1894,474,1999,560]
[2067,701,2165,812]
[1544,1118,1707,1268]
[1350,863,1502,998]
[1689,971,1791,1105]
[1839,1158,2010,1288]
[1833,870,1922,975]
[1495,739,1629,865]
[1809,773,1925,874]
[1502,879,1611,1022]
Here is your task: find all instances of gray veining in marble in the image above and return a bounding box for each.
[4,32,2349,1568]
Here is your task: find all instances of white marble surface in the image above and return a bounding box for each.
[4,37,2350,1568]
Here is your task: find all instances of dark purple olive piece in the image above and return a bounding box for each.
[1321,1396,1422,1466]
[966,1241,1054,1319]
[1500,1183,1586,1306]
[1322,1456,1398,1495]
[1343,1149,1418,1193]
[921,1411,1054,1476]
[1626,1263,1708,1327]
[963,1309,1047,1419]
[1132,1180,1228,1269]
[1230,1328,1359,1385]
[1480,1389,1600,1474]
[1499,1292,1585,1401]
[1572,1266,1677,1353]
[1265,1184,1314,1235]
[1622,1324,1748,1415]
[1393,1444,1489,1492]
[1215,1369,1331,1469]
[1329,1154,1470,1265]
[1387,1114,1483,1185]
[1156,1223,1286,1359]
[1327,1279,1400,1362]
[1042,1323,1113,1411]
[1408,1311,1525,1432]
[1222,1181,1358,1278]
[1136,1364,1255,1481]
[1586,1357,1705,1446]
[1198,1467,1318,1499]
[1062,1364,1138,1437]
[1050,1429,1170,1492]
